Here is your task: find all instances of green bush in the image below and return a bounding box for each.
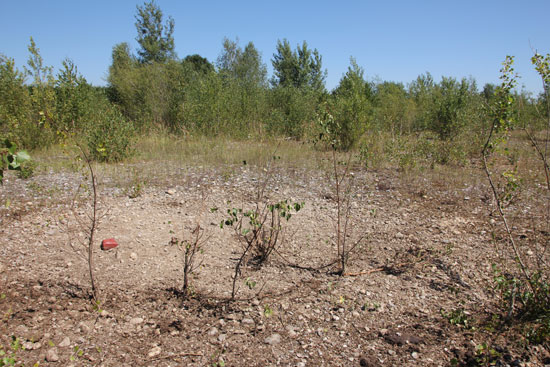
[84,105,135,162]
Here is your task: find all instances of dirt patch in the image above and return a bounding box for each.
[0,165,545,366]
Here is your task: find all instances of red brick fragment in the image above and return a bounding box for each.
[101,238,118,250]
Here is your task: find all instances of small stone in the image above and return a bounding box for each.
[378,328,389,336]
[412,351,419,359]
[388,349,396,356]
[241,318,254,325]
[264,333,281,345]
[59,337,71,348]
[78,321,91,333]
[130,317,144,325]
[147,346,161,358]
[130,252,138,261]
[99,310,109,318]
[166,189,176,196]
[395,232,404,239]
[233,329,246,334]
[208,327,219,336]
[218,334,227,342]
[0,263,4,273]
[46,348,59,362]
[285,325,297,338]
[252,299,260,306]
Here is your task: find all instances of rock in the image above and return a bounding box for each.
[208,327,219,336]
[285,325,297,338]
[360,355,380,367]
[264,333,281,345]
[166,189,176,196]
[130,317,144,325]
[218,334,227,342]
[59,337,70,348]
[147,346,161,358]
[46,348,59,362]
[78,321,91,333]
[0,262,4,273]
[411,351,419,359]
[130,252,138,261]
[241,318,254,325]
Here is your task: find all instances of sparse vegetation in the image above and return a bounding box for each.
[2,1,550,365]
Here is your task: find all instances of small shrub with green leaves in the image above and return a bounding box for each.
[222,199,304,265]
[221,198,303,300]
[0,139,30,184]
[84,104,135,163]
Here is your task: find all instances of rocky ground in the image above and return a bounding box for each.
[0,161,548,366]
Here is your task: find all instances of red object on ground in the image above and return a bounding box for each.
[101,238,118,250]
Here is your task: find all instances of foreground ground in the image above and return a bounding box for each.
[0,148,548,366]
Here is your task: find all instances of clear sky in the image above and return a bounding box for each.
[1,1,549,94]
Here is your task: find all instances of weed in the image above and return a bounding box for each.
[221,156,304,300]
[263,304,273,318]
[177,223,207,299]
[15,159,37,179]
[475,343,501,366]
[70,345,84,362]
[441,308,473,329]
[315,108,368,274]
[0,337,22,367]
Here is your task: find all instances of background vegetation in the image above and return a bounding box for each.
[0,1,546,167]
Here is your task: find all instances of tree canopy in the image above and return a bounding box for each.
[135,1,176,64]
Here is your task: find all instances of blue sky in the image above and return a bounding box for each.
[1,1,549,94]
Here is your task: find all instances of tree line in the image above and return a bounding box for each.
[0,1,547,163]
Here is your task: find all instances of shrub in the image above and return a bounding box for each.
[84,104,135,163]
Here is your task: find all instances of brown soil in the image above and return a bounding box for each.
[0,163,546,366]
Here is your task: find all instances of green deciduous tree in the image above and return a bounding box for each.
[271,39,326,92]
[135,0,176,64]
[182,54,214,75]
[329,57,372,150]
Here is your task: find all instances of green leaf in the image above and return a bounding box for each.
[15,151,30,163]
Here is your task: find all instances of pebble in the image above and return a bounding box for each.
[130,252,138,261]
[78,321,91,333]
[264,333,281,345]
[148,346,161,358]
[130,317,144,325]
[59,337,71,348]
[286,325,297,338]
[412,352,419,359]
[0,262,4,273]
[166,189,176,196]
[46,348,59,362]
[241,318,254,325]
[208,327,219,336]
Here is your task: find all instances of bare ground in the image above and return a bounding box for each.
[0,162,547,366]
